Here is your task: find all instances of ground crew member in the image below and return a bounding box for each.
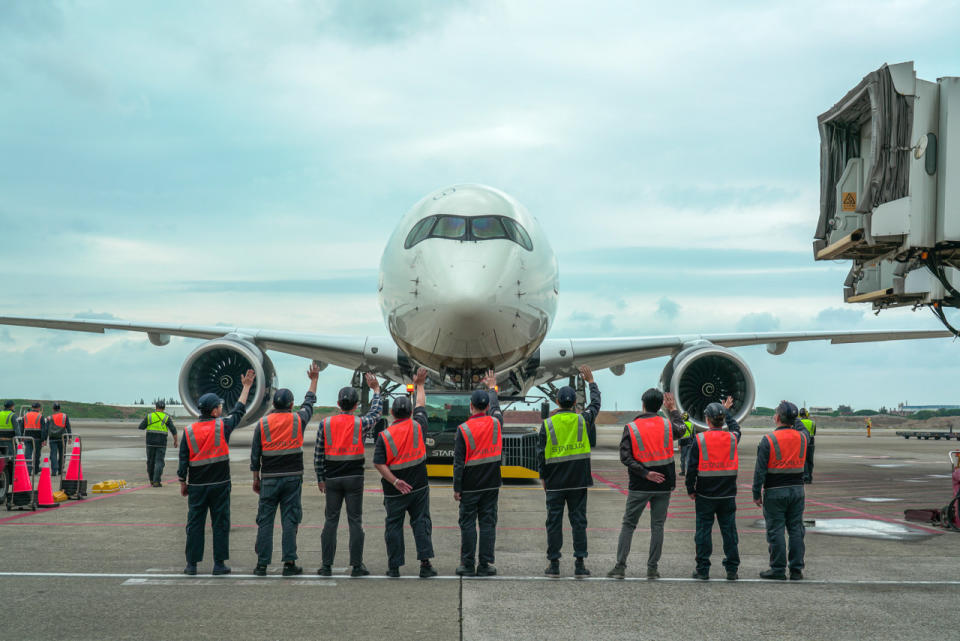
[678,412,694,477]
[798,408,816,484]
[373,367,437,578]
[251,364,319,577]
[453,370,503,577]
[138,400,177,487]
[685,398,742,581]
[48,403,73,477]
[0,400,18,491]
[315,372,382,578]
[607,388,686,580]
[539,365,601,578]
[866,417,872,438]
[21,402,47,475]
[753,400,812,580]
[177,369,254,576]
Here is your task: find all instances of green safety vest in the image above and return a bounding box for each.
[682,420,694,439]
[0,410,14,433]
[799,418,816,437]
[146,411,169,432]
[543,413,591,464]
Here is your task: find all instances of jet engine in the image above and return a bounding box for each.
[178,336,277,426]
[660,343,755,427]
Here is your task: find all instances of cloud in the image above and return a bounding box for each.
[318,0,474,44]
[0,329,12,344]
[655,297,680,320]
[736,312,780,332]
[815,307,866,328]
[73,310,120,320]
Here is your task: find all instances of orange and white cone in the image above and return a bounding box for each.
[61,437,87,499]
[36,456,59,509]
[12,442,33,495]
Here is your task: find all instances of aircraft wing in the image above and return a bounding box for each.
[0,315,400,376]
[537,329,953,378]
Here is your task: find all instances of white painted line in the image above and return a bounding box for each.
[124,578,337,586]
[0,571,958,586]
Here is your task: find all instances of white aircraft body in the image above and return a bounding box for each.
[0,184,950,426]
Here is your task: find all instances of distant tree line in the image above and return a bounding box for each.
[132,398,182,406]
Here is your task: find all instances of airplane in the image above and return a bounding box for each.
[0,184,951,434]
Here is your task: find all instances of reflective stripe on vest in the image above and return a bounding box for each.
[23,411,43,432]
[259,412,304,456]
[185,419,230,467]
[146,411,168,432]
[696,430,739,477]
[383,419,426,470]
[765,430,807,474]
[0,410,15,432]
[459,415,502,467]
[324,414,364,461]
[627,416,673,466]
[799,418,816,437]
[543,413,590,464]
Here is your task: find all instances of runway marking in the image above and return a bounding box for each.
[0,477,167,524]
[0,571,958,587]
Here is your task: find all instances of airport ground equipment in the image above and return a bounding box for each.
[904,451,960,531]
[8,438,36,511]
[60,436,87,499]
[91,479,128,494]
[813,62,960,333]
[895,427,959,439]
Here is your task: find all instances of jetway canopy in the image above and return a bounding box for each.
[813,62,960,333]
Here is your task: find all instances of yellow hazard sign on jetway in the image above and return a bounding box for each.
[841,192,857,211]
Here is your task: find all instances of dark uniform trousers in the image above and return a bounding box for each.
[694,496,740,573]
[383,488,434,569]
[50,438,66,476]
[24,438,42,475]
[762,485,805,572]
[255,475,303,565]
[459,488,499,567]
[185,482,231,563]
[321,476,365,567]
[545,488,588,560]
[679,438,693,476]
[146,445,166,484]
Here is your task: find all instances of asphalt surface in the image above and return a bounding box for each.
[1,420,957,641]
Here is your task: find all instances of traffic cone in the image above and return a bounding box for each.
[36,456,59,509]
[12,443,32,494]
[61,437,87,499]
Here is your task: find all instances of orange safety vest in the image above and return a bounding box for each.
[258,412,303,456]
[323,414,365,461]
[23,411,43,432]
[459,415,502,466]
[765,429,807,474]
[626,416,673,466]
[51,413,67,428]
[696,430,739,476]
[184,419,230,467]
[382,419,426,470]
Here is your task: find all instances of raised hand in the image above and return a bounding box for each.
[482,369,497,389]
[578,365,594,383]
[722,395,734,410]
[307,363,321,380]
[663,393,677,412]
[364,372,381,393]
[413,367,428,387]
[241,369,256,388]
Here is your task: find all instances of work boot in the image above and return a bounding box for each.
[156,482,163,488]
[691,570,709,580]
[476,564,497,577]
[759,569,786,580]
[544,560,560,578]
[351,564,370,577]
[386,567,400,578]
[183,563,197,576]
[212,561,231,576]
[282,562,303,576]
[726,570,739,581]
[455,564,476,576]
[647,567,661,580]
[574,558,590,578]
[607,563,626,579]
[790,569,804,581]
[317,565,332,577]
[253,564,267,577]
[419,561,438,578]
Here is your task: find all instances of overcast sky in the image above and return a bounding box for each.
[2,0,959,410]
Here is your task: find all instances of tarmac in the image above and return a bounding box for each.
[2,420,958,641]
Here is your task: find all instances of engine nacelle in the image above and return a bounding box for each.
[178,336,277,426]
[660,343,755,427]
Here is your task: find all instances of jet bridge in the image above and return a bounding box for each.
[814,62,960,332]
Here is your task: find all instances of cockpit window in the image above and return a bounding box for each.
[431,216,467,239]
[403,214,534,251]
[470,216,508,240]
